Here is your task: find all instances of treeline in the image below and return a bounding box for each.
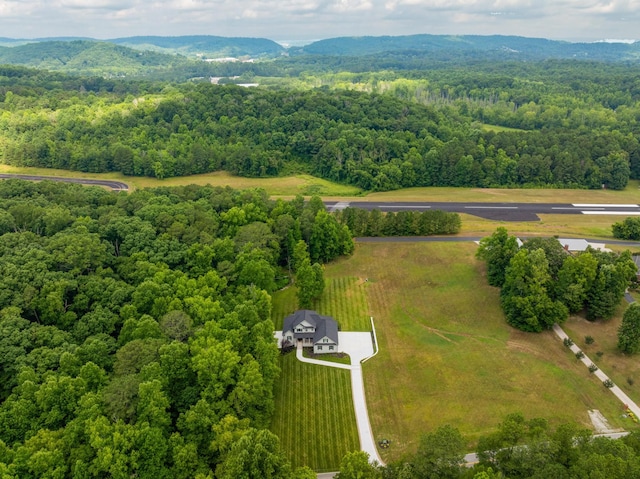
[0,179,351,478]
[477,229,636,332]
[335,208,461,237]
[1,70,638,191]
[343,413,640,479]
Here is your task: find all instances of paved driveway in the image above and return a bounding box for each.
[275,328,384,466]
[338,332,375,360]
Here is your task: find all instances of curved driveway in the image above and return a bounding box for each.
[0,173,129,191]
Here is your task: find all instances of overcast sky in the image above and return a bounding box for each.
[1,0,638,43]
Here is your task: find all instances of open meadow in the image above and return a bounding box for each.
[323,242,635,462]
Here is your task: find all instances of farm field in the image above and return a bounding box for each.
[323,241,634,462]
[270,354,358,472]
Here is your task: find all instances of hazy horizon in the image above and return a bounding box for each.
[0,1,638,44]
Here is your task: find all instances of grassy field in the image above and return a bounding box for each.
[323,242,634,462]
[270,353,359,472]
[352,180,640,204]
[0,165,362,197]
[2,164,640,205]
[458,213,624,239]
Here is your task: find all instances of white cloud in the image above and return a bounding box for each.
[0,0,638,42]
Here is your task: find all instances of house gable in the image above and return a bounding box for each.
[282,309,339,353]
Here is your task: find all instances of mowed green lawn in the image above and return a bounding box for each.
[272,276,371,332]
[270,354,359,472]
[269,276,371,471]
[325,242,631,461]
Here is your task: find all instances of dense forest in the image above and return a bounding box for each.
[2,63,640,191]
[0,179,351,478]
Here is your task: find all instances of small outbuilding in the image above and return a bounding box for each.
[282,310,339,354]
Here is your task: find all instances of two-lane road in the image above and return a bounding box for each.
[325,201,640,221]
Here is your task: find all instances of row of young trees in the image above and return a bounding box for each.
[335,208,461,237]
[1,66,638,191]
[476,228,637,332]
[0,180,353,478]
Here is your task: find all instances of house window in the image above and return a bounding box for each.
[329,346,334,351]
[317,346,323,350]
[287,336,292,341]
[323,338,328,342]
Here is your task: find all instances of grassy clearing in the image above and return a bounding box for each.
[459,213,622,240]
[324,242,633,462]
[270,353,359,472]
[272,277,371,332]
[478,123,530,133]
[348,180,640,204]
[0,165,361,197]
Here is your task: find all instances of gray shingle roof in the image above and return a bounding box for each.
[282,310,339,345]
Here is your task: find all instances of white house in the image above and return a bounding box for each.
[282,310,339,354]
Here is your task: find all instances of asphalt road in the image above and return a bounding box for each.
[0,174,129,191]
[326,200,640,221]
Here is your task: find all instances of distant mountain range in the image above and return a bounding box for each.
[0,34,638,78]
[0,36,285,59]
[289,34,640,61]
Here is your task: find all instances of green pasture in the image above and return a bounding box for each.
[270,353,358,472]
[326,242,631,461]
